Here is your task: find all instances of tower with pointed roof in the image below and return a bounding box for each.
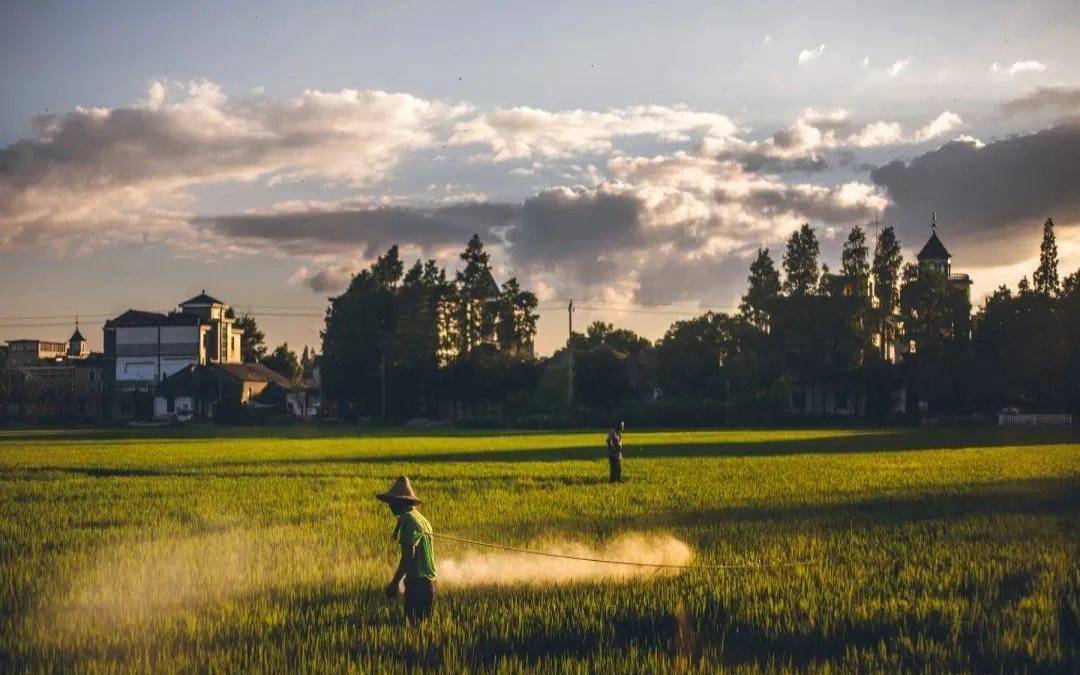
[68,318,89,358]
[917,212,952,276]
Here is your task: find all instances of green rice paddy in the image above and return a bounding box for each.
[1,427,1077,672]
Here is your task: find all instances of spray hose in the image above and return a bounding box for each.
[427,531,818,571]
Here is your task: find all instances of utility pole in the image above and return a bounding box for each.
[567,299,574,408]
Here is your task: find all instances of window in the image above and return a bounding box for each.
[166,397,174,413]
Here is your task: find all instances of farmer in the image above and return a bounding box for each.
[377,476,437,623]
[605,420,624,483]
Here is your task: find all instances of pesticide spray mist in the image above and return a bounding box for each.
[35,528,693,642]
[437,533,693,586]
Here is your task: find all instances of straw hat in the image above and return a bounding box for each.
[375,476,422,504]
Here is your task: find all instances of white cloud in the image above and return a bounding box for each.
[991,60,1048,76]
[953,134,985,148]
[1009,60,1047,75]
[797,44,826,64]
[850,121,904,147]
[704,108,962,167]
[861,56,870,69]
[912,111,963,143]
[887,58,911,77]
[451,104,738,162]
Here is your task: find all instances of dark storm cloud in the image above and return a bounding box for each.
[870,121,1080,265]
[1001,87,1080,116]
[509,186,645,285]
[196,202,520,258]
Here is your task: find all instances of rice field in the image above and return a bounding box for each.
[1,426,1078,673]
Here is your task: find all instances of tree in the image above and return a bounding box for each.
[263,342,301,382]
[320,246,403,417]
[782,224,820,297]
[840,225,875,361]
[495,277,539,358]
[233,313,266,363]
[739,248,781,330]
[841,226,871,298]
[570,323,652,412]
[871,226,904,360]
[901,262,972,412]
[455,234,499,354]
[817,263,832,297]
[655,312,739,400]
[1033,217,1060,296]
[872,226,903,312]
[389,258,456,417]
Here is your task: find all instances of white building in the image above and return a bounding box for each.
[104,292,244,391]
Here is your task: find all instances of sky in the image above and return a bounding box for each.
[2,0,1079,355]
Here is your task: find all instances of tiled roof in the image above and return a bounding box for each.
[105,309,201,328]
[179,291,225,306]
[212,362,292,387]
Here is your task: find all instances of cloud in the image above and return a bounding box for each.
[870,120,1080,266]
[797,44,826,64]
[504,151,886,300]
[0,80,469,252]
[195,201,519,266]
[762,34,772,46]
[198,145,886,301]
[911,111,963,143]
[861,56,870,69]
[991,60,1047,76]
[450,104,738,161]
[1001,86,1080,115]
[704,108,963,172]
[887,59,911,77]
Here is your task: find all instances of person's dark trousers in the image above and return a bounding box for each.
[609,454,622,483]
[404,577,435,623]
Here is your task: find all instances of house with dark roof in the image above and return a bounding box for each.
[153,362,300,421]
[104,291,244,392]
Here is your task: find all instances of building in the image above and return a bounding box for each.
[911,215,974,342]
[104,292,244,392]
[153,362,299,421]
[67,325,89,358]
[5,339,70,368]
[916,214,973,298]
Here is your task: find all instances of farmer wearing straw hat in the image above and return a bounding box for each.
[377,476,437,623]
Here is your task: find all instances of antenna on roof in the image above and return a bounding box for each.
[931,211,937,233]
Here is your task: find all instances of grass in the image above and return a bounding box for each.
[1,426,1078,673]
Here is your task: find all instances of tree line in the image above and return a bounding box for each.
[240,219,1078,424]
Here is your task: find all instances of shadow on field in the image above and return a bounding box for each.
[203,428,1076,466]
[550,476,1080,537]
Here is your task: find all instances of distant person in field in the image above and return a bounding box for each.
[606,421,624,483]
[377,476,437,623]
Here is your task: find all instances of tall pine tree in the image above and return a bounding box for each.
[739,248,781,330]
[1033,217,1060,296]
[841,226,871,298]
[782,224,820,297]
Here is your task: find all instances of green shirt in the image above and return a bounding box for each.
[397,509,437,581]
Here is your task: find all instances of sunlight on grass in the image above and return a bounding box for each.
[1,427,1077,671]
